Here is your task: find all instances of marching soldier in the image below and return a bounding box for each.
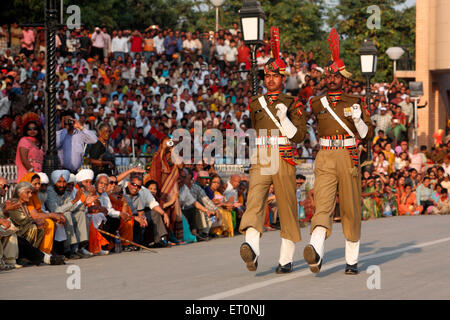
[239,27,307,274]
[303,28,374,275]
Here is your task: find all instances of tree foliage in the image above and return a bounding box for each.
[327,0,416,82]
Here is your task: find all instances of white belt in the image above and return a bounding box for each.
[319,137,356,148]
[256,136,290,146]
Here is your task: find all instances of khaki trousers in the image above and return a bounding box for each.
[310,149,361,242]
[239,147,301,242]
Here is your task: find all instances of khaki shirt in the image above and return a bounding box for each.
[310,93,374,140]
[249,93,307,144]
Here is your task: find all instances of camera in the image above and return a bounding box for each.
[166,139,174,147]
[68,119,75,126]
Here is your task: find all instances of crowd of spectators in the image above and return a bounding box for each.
[0,22,449,271]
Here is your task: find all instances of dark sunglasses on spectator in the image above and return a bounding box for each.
[130,182,142,189]
[27,126,38,131]
[109,181,118,185]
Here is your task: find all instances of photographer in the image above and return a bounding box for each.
[57,111,98,173]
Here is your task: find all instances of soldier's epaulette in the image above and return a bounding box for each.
[249,94,263,111]
[309,94,326,104]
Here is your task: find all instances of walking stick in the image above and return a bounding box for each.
[97,228,157,253]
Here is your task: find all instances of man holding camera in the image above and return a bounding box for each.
[57,111,98,173]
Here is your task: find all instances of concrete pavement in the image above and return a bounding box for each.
[1,215,449,300]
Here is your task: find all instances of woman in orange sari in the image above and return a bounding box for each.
[19,172,66,254]
[398,184,423,216]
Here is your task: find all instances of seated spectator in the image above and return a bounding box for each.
[189,169,220,240]
[415,176,435,215]
[373,152,389,175]
[19,172,65,254]
[89,123,116,176]
[46,169,94,258]
[429,187,449,215]
[208,174,234,237]
[361,176,380,220]
[398,184,423,216]
[7,182,50,249]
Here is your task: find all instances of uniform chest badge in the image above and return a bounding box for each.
[344,107,352,117]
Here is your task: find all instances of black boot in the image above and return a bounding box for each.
[303,244,322,274]
[240,242,258,272]
[275,262,293,274]
[345,263,358,275]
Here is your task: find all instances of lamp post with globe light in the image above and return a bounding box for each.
[239,0,265,96]
[210,0,225,33]
[386,47,405,79]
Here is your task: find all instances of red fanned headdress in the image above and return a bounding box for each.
[264,27,289,76]
[325,28,352,78]
[20,112,41,134]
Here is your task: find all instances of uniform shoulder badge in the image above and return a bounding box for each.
[293,97,304,117]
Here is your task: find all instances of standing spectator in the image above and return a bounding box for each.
[129,30,143,61]
[153,31,165,57]
[56,112,98,173]
[164,30,178,61]
[224,40,237,69]
[0,93,13,118]
[10,22,23,56]
[111,30,129,61]
[20,27,35,57]
[237,40,250,70]
[285,66,302,97]
[0,23,9,56]
[143,32,155,62]
[91,27,106,61]
[79,28,91,60]
[15,113,44,182]
[371,106,392,135]
[200,32,213,63]
[214,38,227,71]
[102,27,111,59]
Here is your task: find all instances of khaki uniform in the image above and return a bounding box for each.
[239,93,307,242]
[309,93,374,241]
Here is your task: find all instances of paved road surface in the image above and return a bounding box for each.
[1,215,449,300]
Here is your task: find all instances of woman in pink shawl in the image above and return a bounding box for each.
[16,113,45,182]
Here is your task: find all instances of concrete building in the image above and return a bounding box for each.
[405,0,450,147]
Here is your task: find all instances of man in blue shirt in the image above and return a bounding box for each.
[57,111,98,173]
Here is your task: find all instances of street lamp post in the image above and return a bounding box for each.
[239,0,265,96]
[386,46,405,79]
[210,0,225,33]
[43,0,60,175]
[359,39,378,168]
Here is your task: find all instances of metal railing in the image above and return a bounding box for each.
[0,157,316,201]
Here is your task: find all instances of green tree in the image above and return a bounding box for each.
[327,0,416,82]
